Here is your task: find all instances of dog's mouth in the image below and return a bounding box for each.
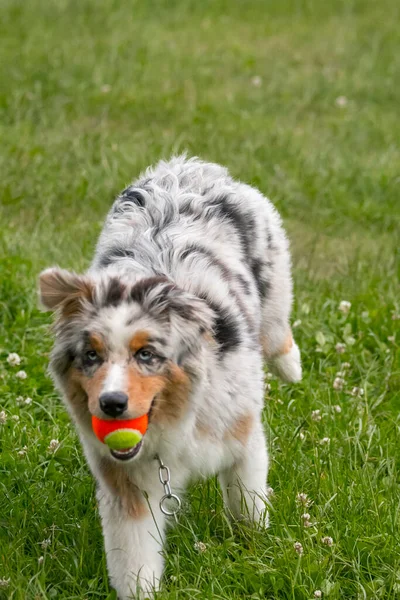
[109,400,155,462]
[110,440,143,461]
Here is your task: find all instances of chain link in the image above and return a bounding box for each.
[155,454,181,518]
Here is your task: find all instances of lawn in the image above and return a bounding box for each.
[0,0,399,598]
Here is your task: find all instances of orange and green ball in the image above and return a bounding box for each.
[92,414,148,450]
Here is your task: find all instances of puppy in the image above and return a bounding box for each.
[39,156,301,599]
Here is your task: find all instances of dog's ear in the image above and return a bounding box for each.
[39,267,94,315]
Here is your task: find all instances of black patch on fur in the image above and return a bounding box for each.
[212,304,241,354]
[120,188,146,207]
[236,274,252,294]
[206,195,254,261]
[180,243,233,281]
[179,201,202,222]
[180,243,256,335]
[98,248,137,268]
[51,346,75,378]
[251,258,271,299]
[101,277,126,307]
[180,243,254,295]
[198,294,241,354]
[130,276,171,306]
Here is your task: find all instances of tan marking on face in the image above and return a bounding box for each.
[225,413,254,446]
[151,362,191,425]
[98,456,148,519]
[129,331,151,354]
[281,332,293,355]
[71,363,110,415]
[89,332,106,355]
[64,371,91,425]
[126,365,167,416]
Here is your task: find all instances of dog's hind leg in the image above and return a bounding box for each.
[263,328,302,383]
[258,235,302,383]
[219,421,269,527]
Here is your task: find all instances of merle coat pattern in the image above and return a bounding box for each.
[39,156,302,599]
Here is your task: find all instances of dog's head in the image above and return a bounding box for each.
[39,267,214,460]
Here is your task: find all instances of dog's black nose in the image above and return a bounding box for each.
[99,392,128,417]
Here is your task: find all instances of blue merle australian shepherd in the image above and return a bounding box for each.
[39,156,302,599]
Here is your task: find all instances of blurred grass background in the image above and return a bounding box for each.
[0,0,399,598]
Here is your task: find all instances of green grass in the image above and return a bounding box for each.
[1,0,399,598]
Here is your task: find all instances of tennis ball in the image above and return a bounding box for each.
[104,428,142,450]
[92,414,148,449]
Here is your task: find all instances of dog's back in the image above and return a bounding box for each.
[92,155,301,381]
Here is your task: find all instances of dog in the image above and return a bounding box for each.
[39,155,302,599]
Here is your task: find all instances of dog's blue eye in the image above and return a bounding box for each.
[86,350,98,362]
[136,349,154,362]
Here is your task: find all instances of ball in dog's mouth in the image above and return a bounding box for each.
[110,440,143,461]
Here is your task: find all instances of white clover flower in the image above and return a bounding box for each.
[47,439,60,453]
[342,362,351,369]
[350,387,364,397]
[293,541,303,555]
[333,405,342,413]
[16,370,27,380]
[41,538,51,550]
[333,377,345,391]
[311,409,322,421]
[17,446,27,457]
[338,300,351,314]
[321,536,333,546]
[7,353,21,366]
[0,578,10,589]
[0,411,7,424]
[38,556,44,565]
[299,431,305,441]
[11,415,20,422]
[24,397,32,405]
[301,513,310,521]
[266,486,274,497]
[265,383,271,393]
[296,492,310,505]
[335,96,348,107]
[335,342,346,354]
[387,336,395,343]
[251,75,262,87]
[194,541,207,553]
[303,520,313,528]
[320,437,330,445]
[293,319,302,328]
[314,591,322,598]
[16,396,24,404]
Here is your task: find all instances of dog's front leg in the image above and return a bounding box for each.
[219,420,269,527]
[98,489,165,600]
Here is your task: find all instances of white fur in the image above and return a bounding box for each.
[102,364,126,394]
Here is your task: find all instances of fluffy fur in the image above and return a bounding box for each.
[39,156,302,599]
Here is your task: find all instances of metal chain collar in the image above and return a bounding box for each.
[155,454,182,518]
